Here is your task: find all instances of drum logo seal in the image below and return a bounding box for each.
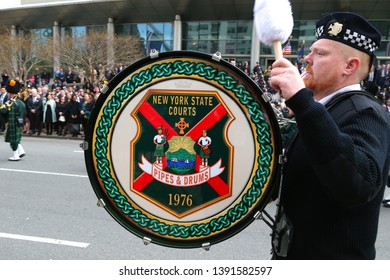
[130,89,234,217]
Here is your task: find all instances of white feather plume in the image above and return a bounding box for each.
[253,0,294,45]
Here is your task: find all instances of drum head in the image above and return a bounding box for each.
[84,51,281,248]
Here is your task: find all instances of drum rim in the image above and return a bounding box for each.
[84,50,282,248]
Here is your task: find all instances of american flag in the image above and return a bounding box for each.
[282,39,292,55]
[282,36,292,55]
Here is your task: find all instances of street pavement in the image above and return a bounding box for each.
[0,136,389,260]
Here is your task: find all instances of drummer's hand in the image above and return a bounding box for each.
[269,58,305,101]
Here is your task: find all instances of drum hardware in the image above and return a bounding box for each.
[255,210,275,231]
[79,141,89,151]
[143,237,152,246]
[202,243,211,251]
[100,84,109,94]
[261,92,272,103]
[149,49,159,59]
[212,51,222,62]
[96,198,106,208]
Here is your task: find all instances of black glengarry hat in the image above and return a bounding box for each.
[6,79,21,94]
[315,12,381,56]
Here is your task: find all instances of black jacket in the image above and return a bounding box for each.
[276,89,390,260]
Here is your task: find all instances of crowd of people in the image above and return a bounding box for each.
[232,58,390,113]
[2,56,387,141]
[0,63,133,139]
[0,72,103,138]
[0,58,388,149]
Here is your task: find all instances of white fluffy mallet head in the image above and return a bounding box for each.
[254,0,294,60]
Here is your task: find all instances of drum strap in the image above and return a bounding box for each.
[270,90,379,258]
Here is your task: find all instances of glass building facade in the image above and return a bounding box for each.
[28,19,390,71]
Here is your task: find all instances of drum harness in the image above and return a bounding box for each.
[258,90,381,257]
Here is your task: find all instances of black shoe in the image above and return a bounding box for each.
[382,199,390,204]
[383,202,390,208]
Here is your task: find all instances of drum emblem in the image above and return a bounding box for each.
[130,89,234,218]
[86,52,280,247]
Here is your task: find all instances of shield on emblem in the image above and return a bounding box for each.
[131,90,234,217]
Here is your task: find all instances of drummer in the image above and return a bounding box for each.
[197,129,212,166]
[269,12,390,259]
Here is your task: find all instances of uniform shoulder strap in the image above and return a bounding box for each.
[325,90,380,110]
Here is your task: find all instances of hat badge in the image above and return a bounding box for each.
[328,22,343,36]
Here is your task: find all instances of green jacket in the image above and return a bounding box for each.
[0,98,26,144]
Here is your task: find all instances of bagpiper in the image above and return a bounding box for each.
[0,79,26,161]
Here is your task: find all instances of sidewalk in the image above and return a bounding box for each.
[0,130,84,141]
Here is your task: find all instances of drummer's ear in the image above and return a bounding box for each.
[344,57,361,77]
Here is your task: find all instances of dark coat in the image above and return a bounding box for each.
[26,96,43,113]
[67,100,81,124]
[276,89,390,260]
[55,101,68,123]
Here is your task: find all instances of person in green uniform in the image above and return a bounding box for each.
[0,79,26,161]
[197,130,211,166]
[153,126,166,164]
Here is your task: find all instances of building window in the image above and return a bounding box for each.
[116,22,173,55]
[183,20,252,55]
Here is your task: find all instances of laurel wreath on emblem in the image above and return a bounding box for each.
[94,59,273,239]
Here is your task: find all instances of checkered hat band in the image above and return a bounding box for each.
[315,26,324,38]
[315,25,378,53]
[344,29,378,52]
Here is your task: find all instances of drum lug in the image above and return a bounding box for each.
[262,93,272,103]
[212,51,222,62]
[254,210,262,219]
[79,140,89,151]
[149,49,159,59]
[202,242,211,251]
[100,84,109,94]
[97,198,106,208]
[143,237,152,245]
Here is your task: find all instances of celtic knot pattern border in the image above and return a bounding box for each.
[94,59,273,239]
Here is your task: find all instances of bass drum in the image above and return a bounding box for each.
[84,50,282,248]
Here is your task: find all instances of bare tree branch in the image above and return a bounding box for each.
[0,27,54,82]
[58,30,145,84]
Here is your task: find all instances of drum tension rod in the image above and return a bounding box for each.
[255,210,276,230]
